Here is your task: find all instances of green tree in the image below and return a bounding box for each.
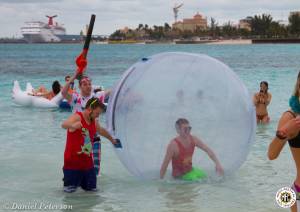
[137,24,144,31]
[250,14,274,37]
[288,13,300,35]
[210,17,217,37]
[222,22,237,37]
[164,23,171,32]
[109,30,126,40]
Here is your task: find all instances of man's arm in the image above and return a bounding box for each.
[160,142,174,179]
[62,72,78,102]
[95,121,117,145]
[61,113,82,132]
[194,136,224,175]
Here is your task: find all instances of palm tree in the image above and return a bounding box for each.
[250,14,273,37]
[210,17,217,38]
[164,23,171,32]
[137,24,144,31]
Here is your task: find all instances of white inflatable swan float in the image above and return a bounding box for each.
[12,80,63,108]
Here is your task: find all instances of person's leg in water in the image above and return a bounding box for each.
[80,169,97,191]
[261,114,270,124]
[63,169,83,193]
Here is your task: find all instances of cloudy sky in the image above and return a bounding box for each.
[1,0,300,37]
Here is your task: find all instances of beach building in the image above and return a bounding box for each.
[172,12,208,32]
[238,17,251,31]
[290,11,300,16]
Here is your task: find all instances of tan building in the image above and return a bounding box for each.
[172,13,208,32]
[120,26,130,34]
[238,18,251,31]
[290,11,300,16]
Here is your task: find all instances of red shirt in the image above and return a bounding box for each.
[63,112,96,170]
[172,138,195,177]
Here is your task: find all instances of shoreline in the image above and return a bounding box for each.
[2,38,300,45]
[208,39,252,45]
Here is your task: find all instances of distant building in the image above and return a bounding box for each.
[290,11,300,16]
[278,19,289,26]
[238,17,251,31]
[120,27,130,34]
[172,12,208,32]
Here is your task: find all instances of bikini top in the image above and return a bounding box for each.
[285,111,300,148]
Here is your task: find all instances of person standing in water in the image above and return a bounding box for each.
[62,98,105,193]
[268,72,300,212]
[160,118,224,180]
[253,81,272,124]
[62,69,117,176]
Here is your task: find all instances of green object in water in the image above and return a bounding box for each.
[181,167,207,181]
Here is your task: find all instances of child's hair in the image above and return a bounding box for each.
[175,118,189,131]
[65,75,71,81]
[85,97,106,111]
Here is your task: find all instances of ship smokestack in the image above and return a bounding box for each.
[46,15,58,26]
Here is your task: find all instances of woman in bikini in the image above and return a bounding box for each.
[253,81,272,124]
[31,81,61,100]
[268,72,300,212]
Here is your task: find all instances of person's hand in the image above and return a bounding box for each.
[71,121,82,130]
[76,52,87,75]
[112,138,122,148]
[279,116,300,139]
[111,138,117,145]
[215,163,224,176]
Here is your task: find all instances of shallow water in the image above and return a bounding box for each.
[1,44,300,211]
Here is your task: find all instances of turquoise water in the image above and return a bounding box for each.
[1,44,300,211]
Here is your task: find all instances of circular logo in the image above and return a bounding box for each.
[276,187,296,208]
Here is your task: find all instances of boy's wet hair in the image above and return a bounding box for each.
[175,118,189,130]
[85,97,106,111]
[65,75,71,81]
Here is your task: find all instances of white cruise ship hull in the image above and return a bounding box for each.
[21,20,66,43]
[22,32,61,43]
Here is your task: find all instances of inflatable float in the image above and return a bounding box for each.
[12,80,70,109]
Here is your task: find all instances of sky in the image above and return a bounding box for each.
[0,0,300,38]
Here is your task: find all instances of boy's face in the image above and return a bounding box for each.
[89,107,103,120]
[178,123,192,136]
[80,79,92,96]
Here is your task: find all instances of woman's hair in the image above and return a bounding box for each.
[293,71,300,97]
[52,81,61,95]
[85,97,106,111]
[260,81,268,89]
[175,118,189,131]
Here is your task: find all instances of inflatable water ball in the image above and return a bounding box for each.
[107,52,256,180]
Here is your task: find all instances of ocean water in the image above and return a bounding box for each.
[1,44,300,212]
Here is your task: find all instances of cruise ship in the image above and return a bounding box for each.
[21,15,66,43]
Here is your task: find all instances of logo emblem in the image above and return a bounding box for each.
[276,187,296,208]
